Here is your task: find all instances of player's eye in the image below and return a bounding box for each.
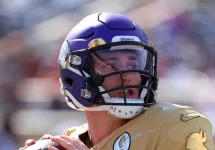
[127,64,138,70]
[107,63,114,69]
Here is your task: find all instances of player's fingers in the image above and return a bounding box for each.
[25,139,36,146]
[18,146,27,150]
[50,136,76,150]
[60,136,88,150]
[40,134,52,140]
[48,145,59,150]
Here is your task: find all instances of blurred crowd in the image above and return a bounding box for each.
[0,0,214,149]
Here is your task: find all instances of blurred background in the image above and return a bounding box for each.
[0,0,214,149]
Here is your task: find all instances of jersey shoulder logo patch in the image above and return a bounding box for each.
[113,132,131,150]
[186,130,208,150]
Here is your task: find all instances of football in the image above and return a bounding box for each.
[24,139,65,150]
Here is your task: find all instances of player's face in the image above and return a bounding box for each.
[94,51,141,98]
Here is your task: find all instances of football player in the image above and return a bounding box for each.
[20,12,215,150]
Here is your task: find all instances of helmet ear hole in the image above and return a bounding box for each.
[65,77,73,86]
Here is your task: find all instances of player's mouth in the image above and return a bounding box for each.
[117,88,137,98]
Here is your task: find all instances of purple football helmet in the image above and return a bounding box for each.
[58,12,158,119]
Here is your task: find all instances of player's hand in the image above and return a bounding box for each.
[48,135,89,150]
[19,134,52,150]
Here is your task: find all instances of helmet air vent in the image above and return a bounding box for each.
[65,77,73,86]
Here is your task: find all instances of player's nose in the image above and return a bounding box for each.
[118,74,131,85]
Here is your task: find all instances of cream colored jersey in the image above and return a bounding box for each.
[63,102,215,150]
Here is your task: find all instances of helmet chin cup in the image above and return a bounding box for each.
[107,105,144,119]
[104,97,144,119]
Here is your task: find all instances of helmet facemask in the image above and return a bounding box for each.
[78,42,157,119]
